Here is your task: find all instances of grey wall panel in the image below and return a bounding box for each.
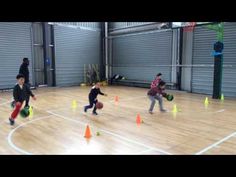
[192,22,236,97]
[51,22,101,29]
[112,66,172,82]
[109,22,155,30]
[54,25,101,86]
[181,31,193,91]
[112,30,173,83]
[221,22,236,97]
[32,22,44,86]
[0,22,32,89]
[192,26,216,95]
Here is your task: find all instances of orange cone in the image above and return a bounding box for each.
[136,114,142,124]
[115,96,119,102]
[84,125,92,138]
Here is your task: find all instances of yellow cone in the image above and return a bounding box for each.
[204,97,209,105]
[72,100,77,109]
[172,104,178,113]
[221,94,224,101]
[29,106,33,119]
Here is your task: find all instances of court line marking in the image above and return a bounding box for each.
[0,100,12,106]
[7,113,165,155]
[7,114,154,155]
[195,131,236,155]
[215,109,225,113]
[7,115,53,155]
[0,97,8,101]
[7,93,226,155]
[47,110,171,155]
[134,148,156,154]
[5,88,230,155]
[6,94,154,155]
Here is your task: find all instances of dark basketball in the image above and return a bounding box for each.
[20,108,30,118]
[96,102,103,109]
[166,94,174,101]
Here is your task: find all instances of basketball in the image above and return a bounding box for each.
[96,102,103,109]
[166,94,174,101]
[20,108,30,118]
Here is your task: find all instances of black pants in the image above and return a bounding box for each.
[25,83,31,107]
[85,96,98,113]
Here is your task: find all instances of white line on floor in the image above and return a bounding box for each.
[7,115,53,155]
[47,110,171,155]
[195,131,236,155]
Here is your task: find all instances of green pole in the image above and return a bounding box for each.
[207,22,224,99]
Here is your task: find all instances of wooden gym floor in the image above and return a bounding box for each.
[0,85,236,155]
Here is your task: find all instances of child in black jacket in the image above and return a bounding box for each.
[84,82,107,115]
[9,74,36,125]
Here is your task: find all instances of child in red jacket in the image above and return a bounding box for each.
[150,73,162,88]
[147,80,167,114]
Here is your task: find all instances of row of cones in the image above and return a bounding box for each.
[84,113,143,139]
[83,94,226,139]
[74,93,224,109]
[204,94,224,106]
[71,96,119,109]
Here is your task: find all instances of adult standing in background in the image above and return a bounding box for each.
[19,57,31,108]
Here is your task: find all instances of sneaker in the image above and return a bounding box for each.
[92,112,98,115]
[84,106,87,113]
[160,109,167,112]
[149,111,153,114]
[9,118,15,126]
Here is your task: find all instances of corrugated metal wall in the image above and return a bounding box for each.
[192,26,216,94]
[221,22,236,97]
[111,30,173,83]
[192,22,236,97]
[109,22,155,30]
[32,22,44,86]
[0,22,32,89]
[54,25,101,86]
[51,22,101,29]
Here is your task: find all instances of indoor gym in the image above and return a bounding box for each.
[0,22,236,155]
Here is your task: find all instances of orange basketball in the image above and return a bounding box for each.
[96,102,103,109]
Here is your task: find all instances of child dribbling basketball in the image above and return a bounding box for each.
[147,80,167,114]
[9,74,36,125]
[84,82,107,115]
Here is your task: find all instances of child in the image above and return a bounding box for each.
[147,80,167,114]
[9,74,36,125]
[84,82,107,115]
[150,73,162,89]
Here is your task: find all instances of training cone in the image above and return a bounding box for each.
[136,114,142,124]
[115,96,119,102]
[221,94,224,101]
[172,104,178,113]
[72,100,77,109]
[84,125,92,138]
[204,97,209,105]
[29,106,33,119]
